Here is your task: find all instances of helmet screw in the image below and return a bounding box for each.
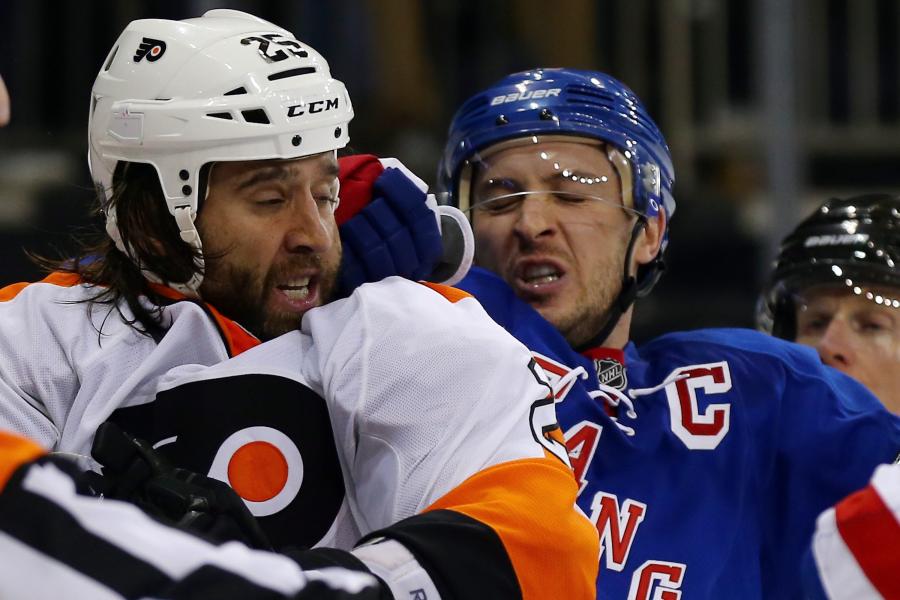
[334,127,342,138]
[291,135,302,147]
[539,108,554,120]
[495,115,509,125]
[182,185,192,196]
[178,169,189,181]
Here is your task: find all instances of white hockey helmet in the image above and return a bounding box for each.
[88,9,354,295]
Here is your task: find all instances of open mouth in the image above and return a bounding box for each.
[277,276,313,302]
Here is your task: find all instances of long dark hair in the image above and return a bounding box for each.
[36,162,203,338]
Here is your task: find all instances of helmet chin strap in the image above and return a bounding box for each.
[575,218,646,352]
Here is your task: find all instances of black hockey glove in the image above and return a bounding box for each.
[87,421,272,551]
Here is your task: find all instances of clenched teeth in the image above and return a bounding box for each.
[522,265,561,285]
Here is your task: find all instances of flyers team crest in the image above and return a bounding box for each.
[104,373,344,549]
[134,37,167,62]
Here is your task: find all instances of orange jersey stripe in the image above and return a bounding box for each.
[149,282,260,357]
[204,302,261,356]
[426,457,599,599]
[0,272,82,302]
[417,281,473,304]
[0,431,46,492]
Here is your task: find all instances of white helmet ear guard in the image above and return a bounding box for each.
[89,9,354,296]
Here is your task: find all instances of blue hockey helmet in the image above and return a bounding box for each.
[437,68,674,222]
[437,68,675,298]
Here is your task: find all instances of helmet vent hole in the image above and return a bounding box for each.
[224,86,247,96]
[292,135,302,146]
[268,66,316,81]
[103,46,119,71]
[206,112,233,120]
[241,109,270,125]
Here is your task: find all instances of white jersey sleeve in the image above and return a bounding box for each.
[154,277,597,599]
[0,275,233,454]
[300,278,556,528]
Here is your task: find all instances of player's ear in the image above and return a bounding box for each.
[633,211,665,267]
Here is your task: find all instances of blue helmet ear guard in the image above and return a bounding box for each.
[436,68,675,297]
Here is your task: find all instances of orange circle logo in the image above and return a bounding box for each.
[227,441,289,502]
[208,426,304,517]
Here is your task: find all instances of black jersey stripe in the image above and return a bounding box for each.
[360,509,522,599]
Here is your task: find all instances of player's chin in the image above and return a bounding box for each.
[256,295,316,340]
[536,299,591,334]
[257,311,305,341]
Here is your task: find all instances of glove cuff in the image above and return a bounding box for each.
[352,537,442,600]
[429,205,474,286]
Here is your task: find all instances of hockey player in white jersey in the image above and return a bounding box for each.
[0,11,597,599]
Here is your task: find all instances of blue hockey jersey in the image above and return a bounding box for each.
[458,267,900,600]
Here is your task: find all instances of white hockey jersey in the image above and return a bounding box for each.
[0,273,598,599]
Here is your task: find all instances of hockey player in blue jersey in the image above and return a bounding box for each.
[349,68,899,599]
[334,69,900,597]
[425,68,900,598]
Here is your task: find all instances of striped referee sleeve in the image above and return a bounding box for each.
[0,431,380,600]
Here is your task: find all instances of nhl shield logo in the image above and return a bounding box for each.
[595,358,627,390]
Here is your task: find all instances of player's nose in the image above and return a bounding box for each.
[284,192,334,253]
[816,319,856,370]
[513,193,558,243]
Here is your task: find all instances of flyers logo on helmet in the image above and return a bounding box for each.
[105,373,345,549]
[134,37,167,63]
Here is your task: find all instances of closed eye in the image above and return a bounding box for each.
[315,194,338,208]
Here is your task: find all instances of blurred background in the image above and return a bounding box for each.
[1,0,899,342]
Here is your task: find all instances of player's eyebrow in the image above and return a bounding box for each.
[320,160,339,180]
[237,165,291,190]
[237,160,339,190]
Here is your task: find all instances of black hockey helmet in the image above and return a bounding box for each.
[757,193,900,339]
